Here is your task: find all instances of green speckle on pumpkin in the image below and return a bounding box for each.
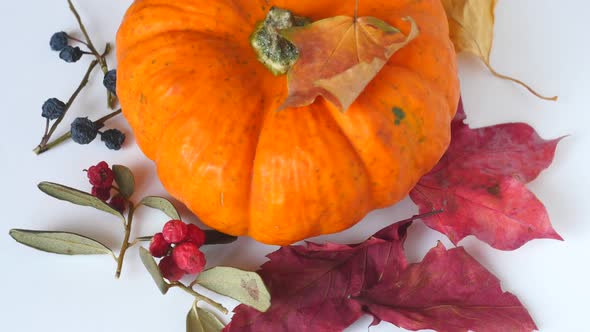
[392,107,406,125]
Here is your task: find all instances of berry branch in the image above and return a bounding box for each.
[34,109,123,155]
[35,60,98,154]
[35,0,123,156]
[67,0,117,108]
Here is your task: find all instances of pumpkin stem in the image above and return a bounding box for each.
[250,7,311,75]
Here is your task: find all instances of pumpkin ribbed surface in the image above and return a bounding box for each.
[116,0,460,245]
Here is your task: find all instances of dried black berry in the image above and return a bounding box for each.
[71,118,98,145]
[101,129,126,150]
[41,98,67,120]
[59,46,84,63]
[50,32,69,51]
[103,70,117,96]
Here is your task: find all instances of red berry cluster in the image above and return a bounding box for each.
[150,220,207,281]
[86,161,126,213]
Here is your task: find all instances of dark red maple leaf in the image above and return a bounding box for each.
[224,219,413,332]
[358,243,537,332]
[410,100,563,250]
[224,217,536,332]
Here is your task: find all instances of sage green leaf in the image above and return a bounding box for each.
[38,182,122,218]
[9,229,113,256]
[112,165,135,198]
[195,267,271,312]
[139,247,169,294]
[187,303,225,332]
[140,196,181,220]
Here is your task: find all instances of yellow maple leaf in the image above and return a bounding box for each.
[442,0,557,101]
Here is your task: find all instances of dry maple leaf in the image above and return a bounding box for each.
[442,0,557,101]
[410,100,564,250]
[359,243,538,332]
[225,216,536,332]
[279,9,419,112]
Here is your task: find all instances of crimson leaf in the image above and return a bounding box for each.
[359,243,537,332]
[225,217,536,331]
[410,100,563,250]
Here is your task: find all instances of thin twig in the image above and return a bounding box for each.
[34,109,122,155]
[170,282,229,314]
[115,202,135,279]
[34,60,99,153]
[67,0,116,108]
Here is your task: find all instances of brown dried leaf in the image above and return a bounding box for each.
[442,0,557,101]
[280,15,418,112]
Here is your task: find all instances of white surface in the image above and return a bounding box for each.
[0,1,588,331]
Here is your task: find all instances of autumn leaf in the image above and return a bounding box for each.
[410,100,564,250]
[279,14,418,112]
[359,243,538,332]
[224,219,413,332]
[224,217,536,331]
[442,0,557,101]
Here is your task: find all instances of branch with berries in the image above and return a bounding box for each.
[9,161,271,328]
[34,0,124,155]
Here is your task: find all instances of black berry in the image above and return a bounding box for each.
[71,118,99,144]
[101,129,126,150]
[50,32,69,51]
[59,46,84,63]
[41,98,67,120]
[103,70,117,95]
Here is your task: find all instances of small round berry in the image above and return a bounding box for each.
[103,70,117,95]
[41,98,67,120]
[59,46,84,63]
[101,129,126,151]
[162,220,188,244]
[172,242,206,274]
[109,195,127,213]
[159,256,185,281]
[71,117,98,144]
[149,233,171,258]
[87,161,114,188]
[185,224,206,247]
[91,186,111,201]
[50,32,69,51]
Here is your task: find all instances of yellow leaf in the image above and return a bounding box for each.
[279,14,418,112]
[442,0,557,101]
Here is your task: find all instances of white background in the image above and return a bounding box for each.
[0,1,588,331]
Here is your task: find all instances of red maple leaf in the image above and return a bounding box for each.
[410,100,563,250]
[224,217,536,332]
[359,243,537,332]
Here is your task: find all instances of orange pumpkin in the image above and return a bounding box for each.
[116,0,460,245]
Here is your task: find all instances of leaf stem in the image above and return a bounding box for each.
[115,202,135,279]
[170,282,229,314]
[484,61,558,101]
[34,109,122,155]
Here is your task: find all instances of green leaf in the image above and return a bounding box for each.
[139,247,169,294]
[112,165,135,198]
[38,182,123,218]
[195,267,271,312]
[140,196,181,220]
[187,302,225,332]
[9,229,113,256]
